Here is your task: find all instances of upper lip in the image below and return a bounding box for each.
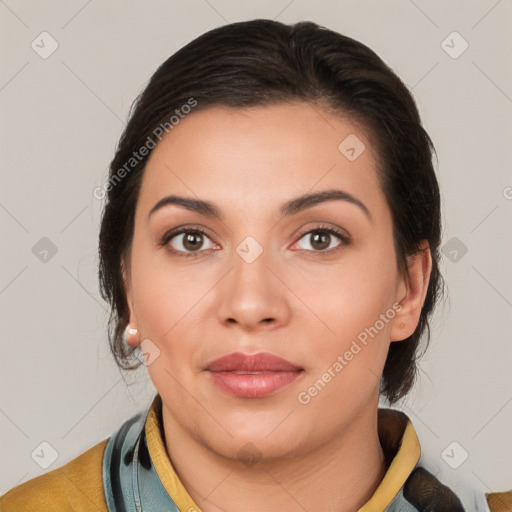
[206,352,302,372]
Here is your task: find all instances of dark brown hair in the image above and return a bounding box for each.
[98,19,444,404]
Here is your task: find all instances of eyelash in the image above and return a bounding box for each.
[159,225,350,258]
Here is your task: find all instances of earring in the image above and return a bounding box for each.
[124,325,139,346]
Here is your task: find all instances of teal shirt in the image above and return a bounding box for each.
[103,394,494,511]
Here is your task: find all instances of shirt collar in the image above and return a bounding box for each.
[144,393,421,511]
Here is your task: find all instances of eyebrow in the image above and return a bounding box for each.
[148,189,372,222]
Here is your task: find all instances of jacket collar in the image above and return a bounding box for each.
[102,393,421,511]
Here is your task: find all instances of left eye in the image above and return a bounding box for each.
[294,228,347,252]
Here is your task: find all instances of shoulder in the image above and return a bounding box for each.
[401,465,512,512]
[486,490,512,512]
[0,438,108,512]
[377,408,511,512]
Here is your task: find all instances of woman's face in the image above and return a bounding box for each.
[124,102,415,461]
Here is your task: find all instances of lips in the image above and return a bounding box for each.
[205,352,304,398]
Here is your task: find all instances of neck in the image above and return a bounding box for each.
[161,401,386,512]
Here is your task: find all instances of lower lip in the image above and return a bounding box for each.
[207,370,303,398]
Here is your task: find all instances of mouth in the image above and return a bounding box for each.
[205,352,304,399]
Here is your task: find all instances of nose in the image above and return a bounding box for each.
[216,246,291,332]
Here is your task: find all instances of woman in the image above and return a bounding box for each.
[1,18,510,512]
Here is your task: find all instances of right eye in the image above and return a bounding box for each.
[161,228,217,257]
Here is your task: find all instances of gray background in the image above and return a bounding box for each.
[1,0,511,497]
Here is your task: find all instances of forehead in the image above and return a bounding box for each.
[137,102,387,220]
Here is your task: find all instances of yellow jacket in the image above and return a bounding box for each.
[1,394,510,511]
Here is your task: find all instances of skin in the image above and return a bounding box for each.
[123,102,432,512]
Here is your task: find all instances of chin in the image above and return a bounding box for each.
[212,434,305,466]
[196,416,310,462]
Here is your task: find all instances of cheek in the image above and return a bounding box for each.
[292,248,398,344]
[296,282,394,419]
[130,239,202,337]
[128,238,217,371]
[290,243,398,406]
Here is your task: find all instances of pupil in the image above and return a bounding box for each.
[184,233,202,251]
[312,232,329,250]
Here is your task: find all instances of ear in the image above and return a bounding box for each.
[122,256,140,348]
[390,241,432,342]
